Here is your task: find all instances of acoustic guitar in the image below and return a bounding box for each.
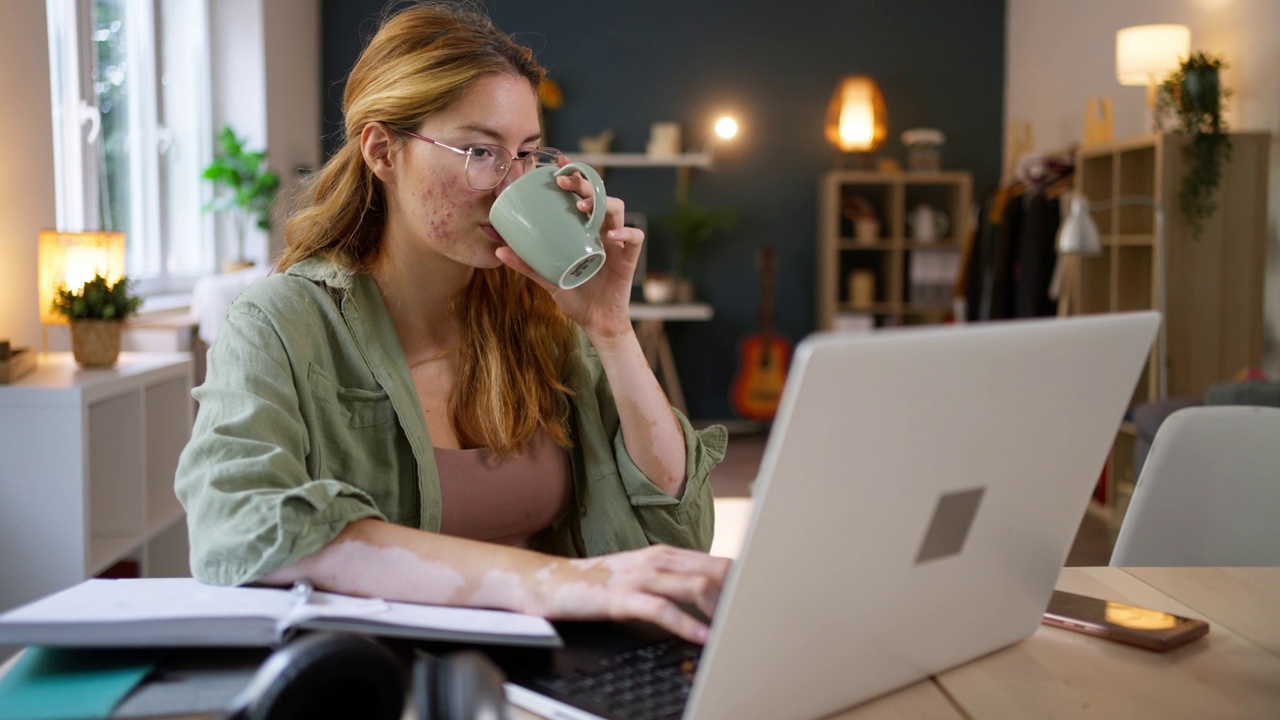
[730,246,791,421]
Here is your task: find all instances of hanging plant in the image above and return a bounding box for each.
[1155,52,1233,240]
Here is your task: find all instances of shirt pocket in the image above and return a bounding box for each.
[306,363,417,523]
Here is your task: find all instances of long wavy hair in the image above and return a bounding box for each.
[280,1,577,455]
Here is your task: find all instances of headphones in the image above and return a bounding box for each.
[225,632,509,720]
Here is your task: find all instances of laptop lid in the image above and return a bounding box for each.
[685,312,1159,720]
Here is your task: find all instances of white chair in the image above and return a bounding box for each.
[1110,405,1280,566]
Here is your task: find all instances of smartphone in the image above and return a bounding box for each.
[1042,590,1209,652]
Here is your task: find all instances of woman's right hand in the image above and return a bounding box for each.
[519,545,732,644]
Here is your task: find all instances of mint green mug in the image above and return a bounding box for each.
[489,162,607,289]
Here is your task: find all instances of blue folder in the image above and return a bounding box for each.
[0,647,158,720]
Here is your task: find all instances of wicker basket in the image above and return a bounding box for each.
[70,320,123,368]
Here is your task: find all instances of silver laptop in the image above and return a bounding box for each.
[504,312,1160,720]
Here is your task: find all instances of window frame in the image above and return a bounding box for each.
[47,0,215,298]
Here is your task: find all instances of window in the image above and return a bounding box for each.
[47,0,213,296]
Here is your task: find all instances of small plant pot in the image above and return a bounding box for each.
[70,320,123,368]
[642,274,676,304]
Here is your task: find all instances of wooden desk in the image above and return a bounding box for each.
[629,302,713,415]
[514,566,1280,719]
[5,568,1274,719]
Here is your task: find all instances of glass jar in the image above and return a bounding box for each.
[902,128,945,172]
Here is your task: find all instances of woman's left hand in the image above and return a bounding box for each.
[494,167,643,339]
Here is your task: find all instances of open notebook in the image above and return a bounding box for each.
[0,577,559,649]
[502,312,1160,720]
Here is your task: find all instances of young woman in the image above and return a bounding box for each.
[175,2,728,643]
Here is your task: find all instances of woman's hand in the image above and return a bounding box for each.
[520,545,732,644]
[495,165,643,340]
[496,161,689,492]
[262,521,727,645]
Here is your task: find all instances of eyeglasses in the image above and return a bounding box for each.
[398,129,564,190]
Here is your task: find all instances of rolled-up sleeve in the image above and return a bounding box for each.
[566,331,727,556]
[613,411,725,551]
[175,305,385,586]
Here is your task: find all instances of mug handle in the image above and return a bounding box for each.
[555,162,607,237]
[936,212,950,238]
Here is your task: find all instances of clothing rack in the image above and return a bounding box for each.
[961,147,1075,322]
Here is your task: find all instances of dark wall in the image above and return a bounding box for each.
[320,0,1006,420]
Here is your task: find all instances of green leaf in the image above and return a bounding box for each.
[50,274,140,321]
[202,124,279,227]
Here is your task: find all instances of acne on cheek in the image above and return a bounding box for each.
[427,216,452,239]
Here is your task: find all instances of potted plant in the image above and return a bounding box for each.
[660,202,736,302]
[1156,52,1233,240]
[51,274,142,367]
[203,125,281,272]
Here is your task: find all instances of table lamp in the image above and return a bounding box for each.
[1055,192,1167,397]
[1116,24,1190,125]
[38,230,127,325]
[825,75,887,166]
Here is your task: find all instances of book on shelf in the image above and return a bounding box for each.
[0,578,561,649]
[908,249,961,306]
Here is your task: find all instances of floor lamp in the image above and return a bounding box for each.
[1056,192,1168,399]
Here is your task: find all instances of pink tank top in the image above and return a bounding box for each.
[434,429,572,547]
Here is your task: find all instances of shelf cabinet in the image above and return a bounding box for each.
[817,170,972,330]
[0,353,194,613]
[1069,132,1270,404]
[1071,133,1271,538]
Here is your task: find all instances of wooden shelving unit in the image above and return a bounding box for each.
[1069,132,1271,404]
[816,170,972,331]
[1069,132,1271,536]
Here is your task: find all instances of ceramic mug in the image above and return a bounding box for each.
[908,204,950,242]
[490,162,608,289]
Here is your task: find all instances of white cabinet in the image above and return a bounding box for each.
[0,353,194,613]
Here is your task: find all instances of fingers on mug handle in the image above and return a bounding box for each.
[557,162,607,236]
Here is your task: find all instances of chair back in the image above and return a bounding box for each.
[1111,405,1280,566]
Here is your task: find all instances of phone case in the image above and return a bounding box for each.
[1042,590,1209,652]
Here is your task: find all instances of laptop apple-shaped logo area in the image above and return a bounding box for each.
[915,487,986,563]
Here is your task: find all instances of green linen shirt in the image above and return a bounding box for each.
[175,256,727,586]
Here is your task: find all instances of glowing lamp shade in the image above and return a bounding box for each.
[1116,24,1190,86]
[825,76,887,153]
[38,230,126,323]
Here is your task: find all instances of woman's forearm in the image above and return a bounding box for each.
[584,326,688,496]
[259,518,730,643]
[260,518,549,611]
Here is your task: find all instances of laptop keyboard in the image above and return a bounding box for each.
[529,636,702,720]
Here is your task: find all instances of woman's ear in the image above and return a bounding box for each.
[361,122,396,181]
